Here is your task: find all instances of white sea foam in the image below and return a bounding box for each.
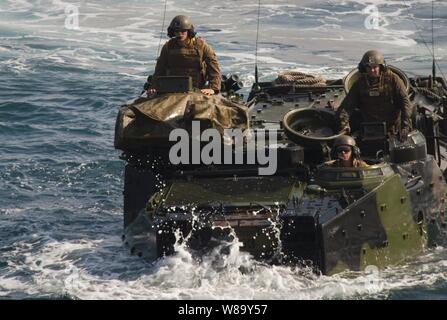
[1,0,442,77]
[2,230,446,300]
[0,208,27,215]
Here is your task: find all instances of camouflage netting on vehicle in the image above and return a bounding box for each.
[114,92,249,150]
[273,71,326,87]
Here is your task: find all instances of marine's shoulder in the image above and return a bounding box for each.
[192,36,206,45]
[164,38,176,48]
[354,158,370,168]
[194,37,215,49]
[384,69,403,84]
[348,74,365,91]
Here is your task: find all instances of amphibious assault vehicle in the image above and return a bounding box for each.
[115,67,447,275]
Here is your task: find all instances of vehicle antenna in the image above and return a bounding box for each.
[156,0,169,59]
[432,0,436,80]
[254,0,261,85]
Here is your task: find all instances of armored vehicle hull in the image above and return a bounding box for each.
[116,70,447,275]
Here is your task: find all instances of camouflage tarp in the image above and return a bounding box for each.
[114,92,249,150]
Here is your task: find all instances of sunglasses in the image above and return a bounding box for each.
[175,29,188,33]
[336,146,352,153]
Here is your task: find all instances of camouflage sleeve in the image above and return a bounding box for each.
[202,40,221,92]
[336,82,360,133]
[152,42,169,85]
[393,75,413,131]
[354,159,370,168]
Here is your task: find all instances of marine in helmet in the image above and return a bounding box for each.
[336,50,413,141]
[148,15,221,96]
[324,135,369,168]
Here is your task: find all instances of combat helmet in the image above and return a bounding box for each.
[358,50,387,73]
[332,135,360,158]
[167,15,196,38]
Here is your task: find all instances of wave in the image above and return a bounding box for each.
[1,226,446,299]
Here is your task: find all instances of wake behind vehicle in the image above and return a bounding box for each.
[115,68,447,275]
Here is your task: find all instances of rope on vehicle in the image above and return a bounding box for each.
[273,71,326,87]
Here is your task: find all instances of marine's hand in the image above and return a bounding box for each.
[399,127,410,142]
[339,126,350,135]
[146,88,157,95]
[201,88,215,95]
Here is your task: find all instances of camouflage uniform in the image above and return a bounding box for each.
[337,67,413,135]
[153,37,221,92]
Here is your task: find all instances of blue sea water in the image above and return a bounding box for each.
[0,0,447,300]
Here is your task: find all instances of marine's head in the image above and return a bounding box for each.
[358,50,387,77]
[333,135,360,164]
[167,15,196,39]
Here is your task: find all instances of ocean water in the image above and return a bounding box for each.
[1,0,447,300]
